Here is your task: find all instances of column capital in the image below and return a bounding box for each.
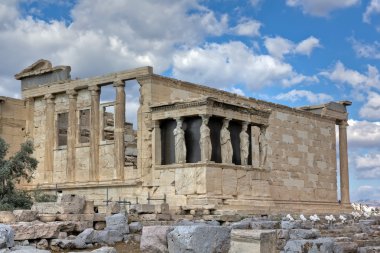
[338,120,349,128]
[200,114,210,120]
[113,80,125,87]
[88,85,100,94]
[66,89,78,98]
[44,94,55,102]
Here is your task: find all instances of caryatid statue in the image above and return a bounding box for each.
[200,115,212,162]
[259,127,268,168]
[174,118,186,163]
[220,118,233,164]
[240,122,249,165]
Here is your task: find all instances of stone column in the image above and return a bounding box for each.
[25,97,34,139]
[200,115,212,162]
[251,126,260,167]
[113,80,125,180]
[66,90,77,183]
[152,120,161,166]
[339,120,350,204]
[44,94,55,183]
[89,85,100,182]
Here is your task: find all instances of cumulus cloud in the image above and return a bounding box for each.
[320,61,380,91]
[172,41,316,90]
[231,19,261,37]
[355,153,380,179]
[286,0,360,16]
[350,38,380,60]
[363,0,380,23]
[274,89,333,104]
[359,92,380,120]
[347,119,380,149]
[264,36,321,59]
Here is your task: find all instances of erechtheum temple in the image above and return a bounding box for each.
[4,59,352,214]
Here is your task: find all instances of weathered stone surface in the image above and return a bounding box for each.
[167,225,231,253]
[357,246,380,253]
[68,247,117,253]
[105,213,129,234]
[140,226,174,253]
[61,194,86,214]
[105,202,120,215]
[11,221,76,240]
[333,242,358,253]
[92,230,120,245]
[94,222,106,230]
[7,245,51,253]
[31,202,63,214]
[250,220,280,229]
[229,229,276,253]
[0,212,16,224]
[289,229,320,239]
[281,220,302,229]
[0,225,14,249]
[50,237,87,250]
[353,233,369,240]
[283,238,334,253]
[131,204,155,214]
[129,222,143,233]
[83,201,95,214]
[12,210,38,222]
[36,238,48,250]
[77,228,95,244]
[37,214,56,222]
[230,218,252,229]
[74,221,93,232]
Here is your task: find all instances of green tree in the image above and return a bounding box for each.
[0,137,38,210]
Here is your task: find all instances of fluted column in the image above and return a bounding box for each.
[25,97,34,139]
[113,80,125,180]
[339,120,350,204]
[66,90,77,183]
[44,94,55,183]
[89,86,100,182]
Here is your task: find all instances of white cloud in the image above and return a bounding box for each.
[250,0,262,7]
[355,153,380,179]
[350,38,380,59]
[347,119,380,149]
[359,92,380,120]
[363,0,380,23]
[264,36,321,59]
[286,0,360,17]
[172,41,316,90]
[231,19,261,37]
[353,185,380,200]
[275,89,333,104]
[320,61,380,90]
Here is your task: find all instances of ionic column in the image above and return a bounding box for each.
[66,90,77,183]
[152,120,161,166]
[89,85,100,182]
[339,120,350,204]
[44,94,55,183]
[113,80,125,180]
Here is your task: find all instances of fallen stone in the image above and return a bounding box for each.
[36,238,48,250]
[105,202,120,215]
[31,202,63,214]
[167,225,231,253]
[229,229,276,253]
[105,213,129,234]
[333,241,358,253]
[283,238,334,253]
[289,229,320,239]
[277,229,289,240]
[0,224,14,249]
[91,230,120,245]
[37,214,56,222]
[130,204,155,214]
[7,245,50,253]
[353,233,369,240]
[140,226,174,253]
[68,246,117,253]
[94,222,106,230]
[50,237,87,251]
[357,246,380,253]
[251,220,280,229]
[61,194,86,214]
[74,221,93,232]
[77,228,95,244]
[11,221,76,240]
[281,220,302,229]
[12,210,38,222]
[84,201,95,214]
[58,232,67,239]
[129,222,143,233]
[0,212,16,224]
[230,219,252,229]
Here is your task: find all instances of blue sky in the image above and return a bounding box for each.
[0,0,379,201]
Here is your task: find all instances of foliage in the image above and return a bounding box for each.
[33,188,57,202]
[0,137,38,211]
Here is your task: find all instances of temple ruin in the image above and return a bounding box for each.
[3,59,352,214]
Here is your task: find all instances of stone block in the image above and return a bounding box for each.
[281,220,302,229]
[357,246,380,253]
[31,202,63,214]
[289,229,320,239]
[106,202,120,215]
[60,194,86,214]
[74,221,93,232]
[222,169,237,196]
[94,221,106,230]
[105,213,129,235]
[130,204,155,214]
[93,213,106,222]
[0,211,16,224]
[160,203,170,214]
[333,242,358,253]
[129,222,143,233]
[229,229,276,253]
[283,238,334,253]
[0,224,14,249]
[13,210,38,222]
[140,226,174,253]
[83,201,95,214]
[250,221,280,229]
[168,225,231,253]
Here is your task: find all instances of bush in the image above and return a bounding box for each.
[33,189,57,202]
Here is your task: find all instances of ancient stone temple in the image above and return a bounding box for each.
[13,59,351,214]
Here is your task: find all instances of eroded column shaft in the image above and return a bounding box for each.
[89,86,100,182]
[66,90,77,182]
[339,120,350,204]
[44,94,55,183]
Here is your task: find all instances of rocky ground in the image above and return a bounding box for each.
[1,195,380,252]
